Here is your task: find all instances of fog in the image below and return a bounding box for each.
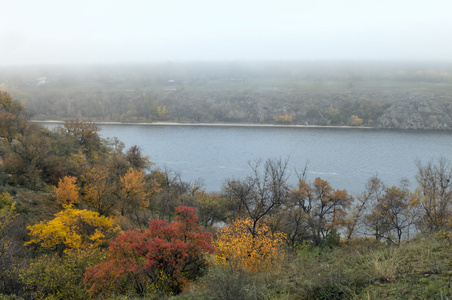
[1,0,452,65]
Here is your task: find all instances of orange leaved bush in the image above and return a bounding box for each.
[54,175,80,207]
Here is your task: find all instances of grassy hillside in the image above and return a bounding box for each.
[177,234,452,300]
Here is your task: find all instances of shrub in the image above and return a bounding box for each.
[201,264,268,300]
[20,249,104,300]
[85,206,214,299]
[214,217,286,273]
[25,206,120,255]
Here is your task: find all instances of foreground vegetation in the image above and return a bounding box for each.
[2,61,452,130]
[0,90,452,299]
[180,234,452,299]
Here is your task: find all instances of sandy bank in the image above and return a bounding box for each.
[30,120,372,130]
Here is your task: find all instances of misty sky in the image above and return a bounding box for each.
[1,0,451,65]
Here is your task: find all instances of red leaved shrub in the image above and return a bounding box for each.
[84,206,214,298]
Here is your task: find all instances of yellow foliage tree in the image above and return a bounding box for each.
[54,176,80,207]
[83,164,116,216]
[119,167,159,227]
[350,115,364,126]
[214,217,285,272]
[157,106,168,119]
[25,206,120,254]
[274,113,294,124]
[120,168,151,210]
[70,151,117,216]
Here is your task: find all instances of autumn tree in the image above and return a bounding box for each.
[53,175,80,207]
[193,191,229,227]
[214,217,285,273]
[102,136,129,177]
[84,206,214,298]
[157,105,168,120]
[378,185,418,245]
[289,177,353,245]
[119,168,150,212]
[4,125,51,189]
[274,113,294,124]
[223,158,290,236]
[350,115,364,126]
[57,119,102,154]
[0,91,26,143]
[71,151,118,216]
[126,145,151,170]
[415,158,452,232]
[83,164,117,216]
[0,111,15,144]
[119,167,160,228]
[363,180,419,245]
[25,206,120,255]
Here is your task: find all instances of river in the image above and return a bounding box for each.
[41,123,452,196]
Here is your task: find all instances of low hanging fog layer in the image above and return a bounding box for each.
[1,0,451,65]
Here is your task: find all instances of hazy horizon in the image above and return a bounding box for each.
[1,0,452,66]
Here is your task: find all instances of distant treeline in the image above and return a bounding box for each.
[2,61,452,130]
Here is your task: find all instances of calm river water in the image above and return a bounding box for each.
[43,123,452,196]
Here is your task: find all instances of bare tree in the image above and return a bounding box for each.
[346,175,385,239]
[416,157,452,232]
[223,158,290,236]
[276,163,311,248]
